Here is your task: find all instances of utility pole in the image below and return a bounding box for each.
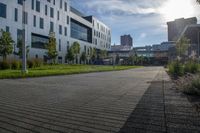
[198,31,200,63]
[22,0,27,73]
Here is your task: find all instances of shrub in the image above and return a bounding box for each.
[184,60,198,74]
[0,61,10,70]
[33,59,43,67]
[27,60,35,68]
[11,60,20,70]
[183,78,200,95]
[168,61,184,77]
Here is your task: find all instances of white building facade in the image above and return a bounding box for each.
[0,0,111,63]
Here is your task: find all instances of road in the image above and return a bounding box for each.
[0,67,199,133]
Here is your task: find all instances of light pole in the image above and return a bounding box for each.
[198,31,200,63]
[22,0,27,73]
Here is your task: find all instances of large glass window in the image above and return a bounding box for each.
[67,16,69,24]
[31,33,49,49]
[71,19,92,43]
[22,11,28,24]
[17,29,23,47]
[45,5,48,15]
[50,22,54,32]
[59,25,62,35]
[33,15,36,27]
[18,0,23,5]
[64,27,67,36]
[40,18,44,29]
[36,0,40,12]
[50,7,54,18]
[0,3,7,18]
[14,8,18,21]
[32,0,34,10]
[64,2,67,11]
[60,0,62,9]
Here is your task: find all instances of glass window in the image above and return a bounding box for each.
[64,2,67,11]
[33,15,36,27]
[40,18,44,29]
[53,0,55,5]
[47,0,51,2]
[60,0,62,9]
[57,11,59,20]
[14,8,18,22]
[59,39,61,51]
[50,7,54,18]
[67,16,69,24]
[22,11,28,24]
[17,29,23,47]
[0,3,7,18]
[50,21,54,32]
[18,0,23,5]
[36,0,40,12]
[59,25,62,35]
[32,0,34,10]
[64,27,67,36]
[6,26,9,32]
[31,33,49,49]
[45,5,48,15]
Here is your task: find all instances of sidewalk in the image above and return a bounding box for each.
[119,68,200,133]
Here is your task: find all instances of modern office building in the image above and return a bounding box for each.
[120,34,133,47]
[167,17,197,41]
[0,0,111,63]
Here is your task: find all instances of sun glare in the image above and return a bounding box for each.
[159,0,194,21]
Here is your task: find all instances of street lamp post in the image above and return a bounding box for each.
[198,31,200,63]
[22,0,27,73]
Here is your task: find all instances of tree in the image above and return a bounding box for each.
[176,36,190,61]
[89,47,97,64]
[80,52,86,64]
[46,32,58,64]
[0,29,14,61]
[17,39,30,59]
[99,49,107,60]
[71,42,80,64]
[65,47,74,64]
[115,54,120,65]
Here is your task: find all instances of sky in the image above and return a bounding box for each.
[70,0,200,47]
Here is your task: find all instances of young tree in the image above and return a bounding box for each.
[46,32,58,64]
[99,49,107,60]
[176,36,190,61]
[90,47,97,64]
[0,29,14,61]
[80,52,86,64]
[17,39,30,59]
[65,47,74,64]
[115,54,120,65]
[71,42,80,64]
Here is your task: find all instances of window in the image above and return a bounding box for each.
[45,5,48,15]
[53,0,55,5]
[50,22,54,32]
[18,0,23,5]
[22,11,28,24]
[47,0,51,2]
[40,18,44,29]
[60,0,62,9]
[57,11,59,20]
[67,16,69,24]
[36,0,40,12]
[59,25,62,35]
[59,39,61,51]
[32,0,34,10]
[6,26,9,32]
[64,27,67,36]
[17,29,23,47]
[33,15,36,27]
[31,33,49,49]
[0,3,7,18]
[64,2,67,11]
[50,7,54,18]
[14,8,18,22]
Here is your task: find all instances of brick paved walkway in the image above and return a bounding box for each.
[0,67,199,133]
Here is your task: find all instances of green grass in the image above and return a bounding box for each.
[0,65,142,79]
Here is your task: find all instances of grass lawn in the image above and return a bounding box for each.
[0,65,142,79]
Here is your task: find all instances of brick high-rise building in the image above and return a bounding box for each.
[167,17,197,41]
[120,34,133,46]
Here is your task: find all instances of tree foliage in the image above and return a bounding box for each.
[80,52,86,64]
[71,42,80,64]
[176,36,190,60]
[65,47,74,64]
[46,32,58,64]
[0,29,14,61]
[17,39,30,59]
[99,49,107,59]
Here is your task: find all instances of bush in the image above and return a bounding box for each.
[184,60,198,74]
[168,60,184,77]
[0,61,10,70]
[27,60,35,68]
[183,78,200,95]
[33,59,43,67]
[11,60,20,70]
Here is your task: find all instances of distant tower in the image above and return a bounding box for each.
[120,34,133,46]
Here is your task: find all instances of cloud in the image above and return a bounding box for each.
[140,33,147,39]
